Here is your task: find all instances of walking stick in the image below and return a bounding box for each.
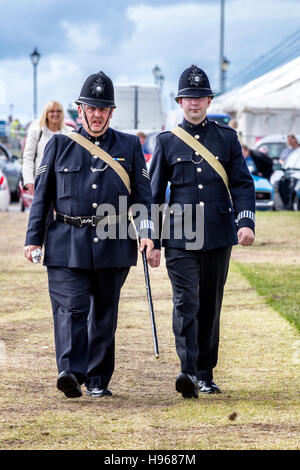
[129,212,159,358]
[141,248,159,358]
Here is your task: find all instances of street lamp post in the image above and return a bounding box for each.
[219,0,230,94]
[152,65,161,85]
[221,57,230,93]
[158,73,165,90]
[30,48,41,119]
[152,65,165,93]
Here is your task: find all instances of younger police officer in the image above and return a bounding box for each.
[149,65,255,398]
[24,71,154,398]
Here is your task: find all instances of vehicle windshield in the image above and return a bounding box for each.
[257,142,286,159]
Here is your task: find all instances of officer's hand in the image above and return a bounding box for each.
[237,227,255,246]
[24,245,41,263]
[139,238,154,259]
[24,183,34,195]
[147,249,161,268]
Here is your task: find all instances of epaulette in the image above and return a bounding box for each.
[156,129,172,138]
[210,120,237,132]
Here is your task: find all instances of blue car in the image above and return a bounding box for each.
[252,173,274,211]
[165,173,274,211]
[207,113,231,125]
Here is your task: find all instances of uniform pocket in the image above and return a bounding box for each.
[217,203,234,216]
[55,164,81,199]
[168,153,196,185]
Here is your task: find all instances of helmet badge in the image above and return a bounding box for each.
[188,69,205,87]
[91,78,105,97]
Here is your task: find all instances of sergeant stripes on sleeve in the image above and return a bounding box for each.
[36,164,47,176]
[142,168,150,180]
[237,210,255,223]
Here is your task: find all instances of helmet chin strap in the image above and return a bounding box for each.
[81,104,112,135]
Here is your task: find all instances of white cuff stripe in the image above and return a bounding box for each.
[139,219,154,231]
[237,210,255,222]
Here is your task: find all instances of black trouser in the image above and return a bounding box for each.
[165,246,232,380]
[47,266,129,388]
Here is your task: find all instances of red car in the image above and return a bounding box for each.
[19,181,33,211]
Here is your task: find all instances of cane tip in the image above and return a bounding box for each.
[155,354,159,358]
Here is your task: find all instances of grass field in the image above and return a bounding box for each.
[0,210,299,450]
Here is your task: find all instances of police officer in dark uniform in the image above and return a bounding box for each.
[24,71,154,398]
[148,65,255,398]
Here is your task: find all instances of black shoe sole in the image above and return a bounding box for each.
[176,373,198,398]
[57,373,82,398]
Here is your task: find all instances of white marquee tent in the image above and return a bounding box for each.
[210,56,300,146]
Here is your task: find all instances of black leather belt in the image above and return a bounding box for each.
[55,212,128,228]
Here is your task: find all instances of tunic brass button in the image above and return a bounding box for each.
[92,184,97,189]
[92,203,97,208]
[93,155,98,159]
[64,168,68,172]
[177,157,181,161]
[215,156,219,160]
[195,135,200,140]
[195,152,199,156]
[93,237,99,243]
[200,202,204,206]
[197,168,202,173]
[198,184,203,189]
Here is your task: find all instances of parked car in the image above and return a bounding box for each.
[270,148,300,211]
[0,168,11,211]
[255,134,300,171]
[18,180,33,212]
[207,113,231,125]
[0,143,22,201]
[252,173,274,210]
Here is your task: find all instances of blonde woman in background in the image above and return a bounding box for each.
[22,101,72,194]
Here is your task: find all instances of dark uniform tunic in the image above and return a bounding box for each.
[150,117,255,380]
[25,126,153,388]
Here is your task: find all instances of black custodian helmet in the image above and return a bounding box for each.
[75,71,116,108]
[175,65,214,102]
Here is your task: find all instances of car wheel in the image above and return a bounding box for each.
[292,193,300,211]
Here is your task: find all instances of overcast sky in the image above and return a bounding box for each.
[0,0,300,123]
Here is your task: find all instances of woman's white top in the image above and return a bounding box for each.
[22,125,72,186]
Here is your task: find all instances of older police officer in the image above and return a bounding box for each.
[149,65,255,398]
[24,71,154,398]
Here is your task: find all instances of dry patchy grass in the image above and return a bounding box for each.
[0,211,299,450]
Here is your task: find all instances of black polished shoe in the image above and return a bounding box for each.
[175,373,198,398]
[57,371,82,398]
[86,387,112,397]
[198,380,221,394]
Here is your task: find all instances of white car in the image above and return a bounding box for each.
[0,168,11,211]
[255,134,300,171]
